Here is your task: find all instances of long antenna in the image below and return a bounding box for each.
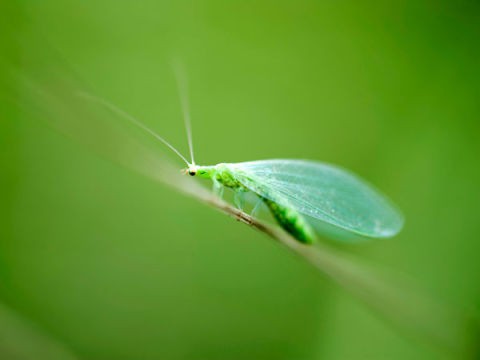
[77,92,191,166]
[172,60,195,165]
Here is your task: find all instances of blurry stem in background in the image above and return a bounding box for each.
[0,302,79,360]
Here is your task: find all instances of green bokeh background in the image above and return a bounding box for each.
[1,1,479,359]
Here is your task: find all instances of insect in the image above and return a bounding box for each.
[80,73,403,245]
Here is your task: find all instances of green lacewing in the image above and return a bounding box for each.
[80,71,404,244]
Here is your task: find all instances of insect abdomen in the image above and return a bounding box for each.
[261,197,316,244]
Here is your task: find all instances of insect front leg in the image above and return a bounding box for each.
[212,178,224,199]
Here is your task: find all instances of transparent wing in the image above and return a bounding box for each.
[230,159,404,239]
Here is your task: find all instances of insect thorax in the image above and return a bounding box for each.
[195,164,242,189]
[212,164,246,190]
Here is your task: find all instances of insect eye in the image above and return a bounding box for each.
[188,171,196,176]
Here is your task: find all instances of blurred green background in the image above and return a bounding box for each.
[1,1,479,359]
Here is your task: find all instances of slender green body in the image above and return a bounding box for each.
[196,164,316,244]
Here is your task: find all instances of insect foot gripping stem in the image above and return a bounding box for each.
[262,198,316,244]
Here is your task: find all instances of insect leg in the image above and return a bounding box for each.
[212,179,224,199]
[250,199,263,217]
[234,190,245,211]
